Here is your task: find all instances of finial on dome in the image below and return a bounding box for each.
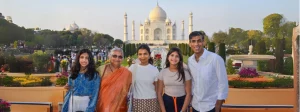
[157,0,159,6]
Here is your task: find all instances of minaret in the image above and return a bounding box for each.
[124,13,128,41]
[189,12,193,34]
[181,20,185,40]
[132,21,135,40]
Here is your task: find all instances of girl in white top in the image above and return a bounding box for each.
[128,44,160,112]
[157,47,192,112]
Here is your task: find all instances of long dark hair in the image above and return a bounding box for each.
[70,49,98,81]
[165,47,185,83]
[137,44,153,64]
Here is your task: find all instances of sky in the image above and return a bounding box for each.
[0,0,299,40]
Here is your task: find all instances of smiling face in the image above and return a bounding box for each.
[79,53,89,68]
[189,35,205,55]
[168,51,180,66]
[109,50,123,67]
[138,49,150,65]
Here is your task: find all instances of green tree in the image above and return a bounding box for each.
[280,22,296,53]
[212,31,228,44]
[275,39,284,73]
[226,58,235,75]
[218,43,226,62]
[255,41,267,54]
[199,30,210,45]
[0,19,33,45]
[122,44,127,57]
[188,46,193,56]
[32,51,50,72]
[283,57,293,75]
[114,39,123,48]
[208,42,215,53]
[263,13,284,38]
[130,44,135,56]
[263,14,285,73]
[185,43,189,56]
[228,28,247,47]
[247,30,263,48]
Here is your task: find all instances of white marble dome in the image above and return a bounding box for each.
[149,5,167,22]
[65,22,79,31]
[165,18,171,23]
[70,22,79,30]
[145,18,150,23]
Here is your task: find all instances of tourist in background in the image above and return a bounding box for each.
[157,47,192,112]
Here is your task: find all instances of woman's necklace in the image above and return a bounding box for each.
[109,65,113,72]
[109,64,120,73]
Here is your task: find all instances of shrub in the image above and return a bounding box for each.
[283,57,293,75]
[208,42,215,53]
[255,41,267,54]
[218,43,226,62]
[257,60,269,72]
[0,53,5,67]
[56,72,68,86]
[32,51,50,72]
[226,59,235,75]
[6,55,18,72]
[229,77,293,88]
[271,77,293,88]
[1,64,9,72]
[266,51,274,55]
[2,76,14,86]
[56,77,68,86]
[0,99,11,112]
[238,68,259,78]
[41,77,53,86]
[13,76,42,87]
[275,38,284,73]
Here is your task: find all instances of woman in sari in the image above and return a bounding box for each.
[96,47,132,112]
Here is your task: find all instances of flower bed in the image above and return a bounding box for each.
[239,67,259,78]
[0,99,11,112]
[228,67,293,88]
[0,75,52,87]
[228,76,293,88]
[55,72,68,86]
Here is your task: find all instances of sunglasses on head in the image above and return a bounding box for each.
[112,55,123,59]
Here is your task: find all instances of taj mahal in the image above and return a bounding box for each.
[123,3,193,47]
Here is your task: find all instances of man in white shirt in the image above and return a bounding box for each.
[187,31,228,112]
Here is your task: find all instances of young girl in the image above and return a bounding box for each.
[128,44,160,112]
[157,47,192,112]
[62,49,101,112]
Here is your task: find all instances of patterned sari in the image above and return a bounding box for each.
[96,65,132,112]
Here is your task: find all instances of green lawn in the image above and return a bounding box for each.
[122,54,137,66]
[183,55,189,64]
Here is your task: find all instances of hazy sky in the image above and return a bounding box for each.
[0,0,299,40]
